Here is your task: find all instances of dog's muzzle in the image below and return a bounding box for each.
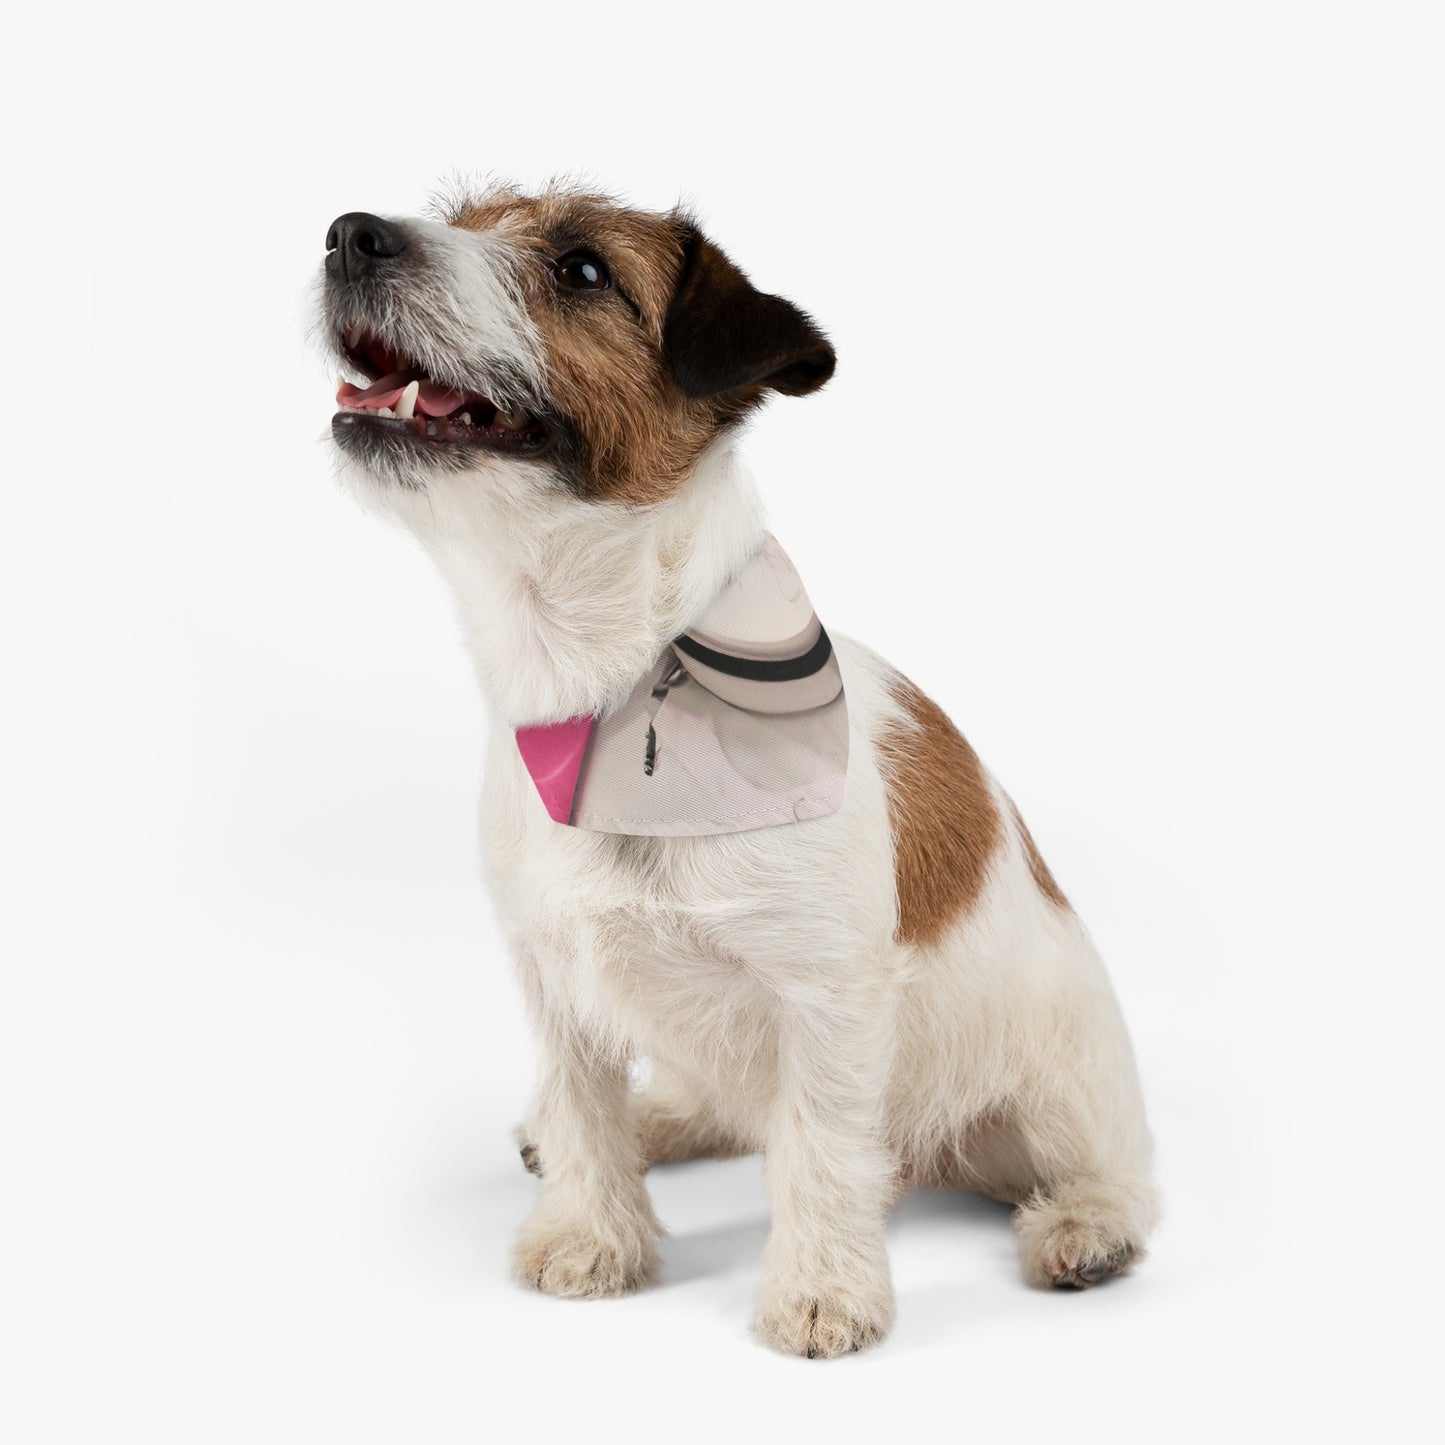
[324,213,547,459]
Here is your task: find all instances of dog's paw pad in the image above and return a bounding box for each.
[753,1288,894,1359]
[518,1141,542,1176]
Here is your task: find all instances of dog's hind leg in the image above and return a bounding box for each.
[967,1095,1158,1289]
[1013,1170,1158,1287]
[516,1064,750,1174]
[945,1077,1157,1287]
[634,1064,751,1166]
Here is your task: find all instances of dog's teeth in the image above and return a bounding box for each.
[336,374,347,393]
[496,406,529,429]
[378,406,395,418]
[345,324,362,349]
[395,380,419,420]
[459,412,472,425]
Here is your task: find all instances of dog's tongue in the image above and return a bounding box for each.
[336,372,472,417]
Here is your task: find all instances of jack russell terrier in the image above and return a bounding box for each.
[317,183,1157,1358]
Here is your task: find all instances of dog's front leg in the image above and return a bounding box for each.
[754,975,897,1358]
[512,1000,660,1298]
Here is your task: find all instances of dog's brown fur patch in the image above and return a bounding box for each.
[1006,796,1070,910]
[446,187,754,504]
[879,675,1002,946]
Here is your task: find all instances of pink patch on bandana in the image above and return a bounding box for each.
[514,716,595,824]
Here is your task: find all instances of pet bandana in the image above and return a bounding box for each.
[514,534,847,836]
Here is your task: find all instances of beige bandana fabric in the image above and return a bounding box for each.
[514,535,848,836]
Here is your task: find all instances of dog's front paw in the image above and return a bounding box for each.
[753,1283,895,1359]
[512,1217,659,1299]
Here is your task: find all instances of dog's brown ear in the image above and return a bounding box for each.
[663,228,835,400]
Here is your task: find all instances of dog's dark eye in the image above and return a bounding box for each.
[553,250,610,292]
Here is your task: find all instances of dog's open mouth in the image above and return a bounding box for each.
[333,325,547,453]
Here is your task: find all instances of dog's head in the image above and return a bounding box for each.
[319,184,835,506]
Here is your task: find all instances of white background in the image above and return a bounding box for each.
[4,2,1441,1440]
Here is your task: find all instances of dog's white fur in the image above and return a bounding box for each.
[327,208,1157,1357]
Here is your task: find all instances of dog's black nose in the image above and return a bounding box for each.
[325,212,408,280]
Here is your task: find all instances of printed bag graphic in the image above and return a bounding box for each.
[515,535,848,836]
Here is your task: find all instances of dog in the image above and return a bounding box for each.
[317,182,1157,1358]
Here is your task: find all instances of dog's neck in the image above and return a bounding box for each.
[415,441,768,727]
